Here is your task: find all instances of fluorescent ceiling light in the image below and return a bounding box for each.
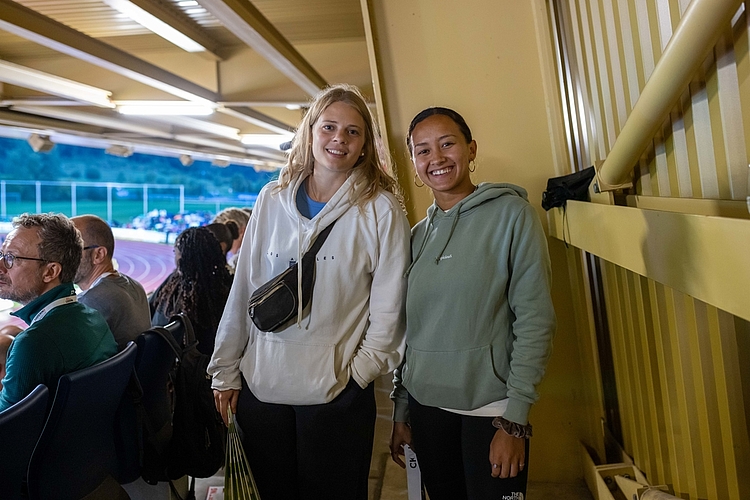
[0,60,113,108]
[102,0,206,53]
[178,1,199,6]
[117,101,215,116]
[240,133,294,148]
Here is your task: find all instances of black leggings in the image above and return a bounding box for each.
[408,394,529,500]
[235,376,376,500]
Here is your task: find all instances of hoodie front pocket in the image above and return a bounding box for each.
[403,344,507,410]
[245,334,338,405]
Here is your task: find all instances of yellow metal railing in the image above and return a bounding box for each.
[594,0,743,193]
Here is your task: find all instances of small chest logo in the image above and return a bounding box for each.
[439,254,452,261]
[501,493,524,500]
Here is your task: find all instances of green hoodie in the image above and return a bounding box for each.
[392,182,555,425]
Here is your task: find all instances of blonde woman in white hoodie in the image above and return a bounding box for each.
[209,84,410,500]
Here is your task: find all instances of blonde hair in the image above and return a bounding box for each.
[276,83,401,206]
[212,207,250,229]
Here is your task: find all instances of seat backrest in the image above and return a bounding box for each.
[131,314,186,483]
[164,313,187,346]
[0,384,49,500]
[27,343,137,500]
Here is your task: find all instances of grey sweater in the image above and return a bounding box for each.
[79,273,152,349]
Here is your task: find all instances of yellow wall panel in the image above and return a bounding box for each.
[647,281,677,488]
[550,1,750,495]
[666,289,703,498]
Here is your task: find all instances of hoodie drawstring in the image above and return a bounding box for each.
[296,218,323,328]
[433,210,461,265]
[404,201,466,276]
[296,218,304,328]
[404,209,438,277]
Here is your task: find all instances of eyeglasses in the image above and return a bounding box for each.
[83,245,100,250]
[0,250,48,269]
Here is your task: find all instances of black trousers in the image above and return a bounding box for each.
[236,376,376,500]
[408,394,530,500]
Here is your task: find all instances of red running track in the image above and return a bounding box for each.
[112,239,176,294]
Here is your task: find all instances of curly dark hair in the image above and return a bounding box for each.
[152,227,232,353]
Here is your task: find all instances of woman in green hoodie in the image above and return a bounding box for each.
[390,107,556,500]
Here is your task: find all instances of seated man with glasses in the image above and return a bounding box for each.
[72,215,151,350]
[0,213,117,412]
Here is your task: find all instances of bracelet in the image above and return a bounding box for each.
[492,416,533,439]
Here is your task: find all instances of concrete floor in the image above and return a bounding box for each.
[194,375,594,500]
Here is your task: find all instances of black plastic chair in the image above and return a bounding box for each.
[0,384,49,500]
[114,314,192,486]
[128,319,182,484]
[26,342,137,500]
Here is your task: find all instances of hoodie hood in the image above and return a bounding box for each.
[278,171,363,254]
[426,182,528,219]
[407,183,528,274]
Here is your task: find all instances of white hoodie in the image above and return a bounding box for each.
[208,172,410,405]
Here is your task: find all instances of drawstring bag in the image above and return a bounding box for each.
[541,166,595,211]
[224,410,261,500]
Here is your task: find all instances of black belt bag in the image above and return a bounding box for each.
[248,221,336,332]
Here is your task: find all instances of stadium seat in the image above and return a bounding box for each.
[27,343,137,500]
[131,316,187,483]
[0,384,49,500]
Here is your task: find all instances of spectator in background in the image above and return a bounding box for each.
[206,220,240,273]
[212,207,250,269]
[149,227,232,356]
[0,213,117,412]
[72,215,152,350]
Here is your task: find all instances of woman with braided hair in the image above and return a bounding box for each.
[150,226,232,355]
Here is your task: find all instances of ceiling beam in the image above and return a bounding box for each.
[110,0,226,60]
[10,105,174,139]
[219,107,295,135]
[0,109,107,136]
[0,0,219,104]
[199,0,327,96]
[0,59,114,108]
[3,106,285,164]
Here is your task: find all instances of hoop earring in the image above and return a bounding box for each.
[469,160,476,173]
[414,173,424,188]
